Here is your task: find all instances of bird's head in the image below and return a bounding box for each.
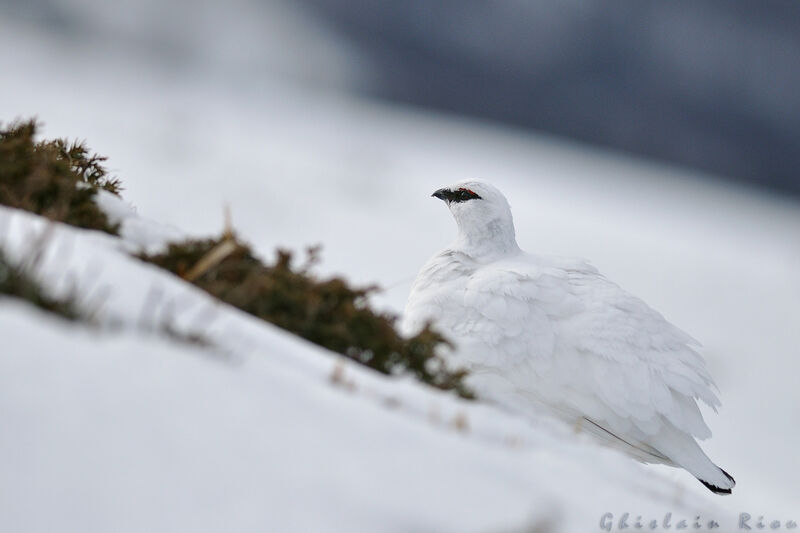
[432,180,519,256]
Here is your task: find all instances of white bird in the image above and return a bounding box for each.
[403,180,735,494]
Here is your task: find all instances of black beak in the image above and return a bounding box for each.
[432,188,450,201]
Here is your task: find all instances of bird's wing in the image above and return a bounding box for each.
[461,255,719,442]
[402,250,478,336]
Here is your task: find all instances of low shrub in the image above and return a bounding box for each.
[140,234,473,398]
[0,119,121,234]
[0,250,80,321]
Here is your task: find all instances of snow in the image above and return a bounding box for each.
[2,2,800,530]
[0,205,721,533]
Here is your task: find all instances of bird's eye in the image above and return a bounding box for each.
[456,188,481,201]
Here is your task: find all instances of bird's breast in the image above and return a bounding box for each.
[405,256,554,373]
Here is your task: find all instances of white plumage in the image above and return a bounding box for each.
[403,180,735,494]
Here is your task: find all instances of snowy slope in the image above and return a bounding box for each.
[0,204,729,533]
[9,78,795,519]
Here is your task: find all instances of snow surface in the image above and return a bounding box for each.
[0,204,724,533]
[2,2,800,530]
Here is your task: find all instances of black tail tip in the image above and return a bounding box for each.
[699,469,736,495]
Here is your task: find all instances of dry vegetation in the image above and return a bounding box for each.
[139,234,473,398]
[0,119,120,234]
[0,249,80,321]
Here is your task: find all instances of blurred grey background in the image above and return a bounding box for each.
[303,1,800,194]
[2,0,799,195]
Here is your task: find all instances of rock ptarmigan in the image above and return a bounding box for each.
[402,180,735,495]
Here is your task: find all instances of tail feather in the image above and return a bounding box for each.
[699,468,735,495]
[578,417,736,496]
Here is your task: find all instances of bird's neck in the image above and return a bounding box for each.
[453,217,521,260]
